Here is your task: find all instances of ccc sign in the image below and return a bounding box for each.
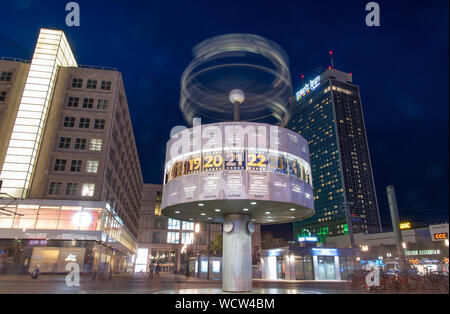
[433,233,448,240]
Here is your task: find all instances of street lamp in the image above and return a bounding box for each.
[341,201,358,270]
[229,89,245,121]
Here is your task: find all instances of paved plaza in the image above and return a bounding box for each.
[0,273,443,294]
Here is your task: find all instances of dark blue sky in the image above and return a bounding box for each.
[1,0,448,238]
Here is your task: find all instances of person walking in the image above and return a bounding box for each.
[155,263,161,279]
[149,263,154,279]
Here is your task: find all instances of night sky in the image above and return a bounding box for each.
[1,0,448,240]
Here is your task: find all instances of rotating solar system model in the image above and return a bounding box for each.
[161,34,315,292]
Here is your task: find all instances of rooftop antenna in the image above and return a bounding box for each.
[329,50,334,69]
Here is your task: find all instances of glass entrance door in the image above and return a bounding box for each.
[317,256,335,280]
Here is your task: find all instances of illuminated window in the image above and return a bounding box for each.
[182,221,194,231]
[85,160,99,173]
[135,248,148,273]
[65,183,79,195]
[74,138,86,150]
[54,159,67,171]
[86,79,97,89]
[0,29,78,199]
[71,78,83,88]
[181,232,193,244]
[168,218,180,230]
[97,99,108,110]
[82,98,94,108]
[48,182,62,195]
[81,183,95,196]
[90,139,102,151]
[70,160,82,172]
[212,261,220,273]
[0,91,7,101]
[100,80,112,91]
[167,232,180,244]
[67,96,79,107]
[58,137,71,149]
[78,118,90,128]
[63,116,75,127]
[154,203,162,215]
[0,71,12,82]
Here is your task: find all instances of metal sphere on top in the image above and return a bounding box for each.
[229,89,245,105]
[180,33,293,126]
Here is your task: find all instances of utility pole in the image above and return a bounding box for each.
[343,201,358,269]
[386,185,407,271]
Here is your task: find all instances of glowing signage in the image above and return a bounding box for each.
[296,76,320,100]
[399,222,411,230]
[247,150,268,171]
[65,254,77,262]
[433,233,448,240]
[312,248,338,256]
[268,249,281,257]
[430,224,449,241]
[298,236,318,242]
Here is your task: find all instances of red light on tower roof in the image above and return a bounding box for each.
[349,72,352,76]
[301,74,304,78]
[329,50,333,55]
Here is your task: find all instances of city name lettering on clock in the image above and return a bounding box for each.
[296,76,320,101]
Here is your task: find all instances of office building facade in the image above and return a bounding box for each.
[288,68,381,243]
[0,29,142,273]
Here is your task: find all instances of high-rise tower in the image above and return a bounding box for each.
[288,68,381,243]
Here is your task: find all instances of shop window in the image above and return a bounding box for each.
[167,232,179,244]
[181,232,193,244]
[212,261,220,273]
[168,218,180,230]
[182,221,194,231]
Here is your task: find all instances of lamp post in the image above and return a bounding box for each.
[229,89,245,121]
[343,201,358,270]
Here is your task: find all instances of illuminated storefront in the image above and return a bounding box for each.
[261,246,353,281]
[0,199,136,274]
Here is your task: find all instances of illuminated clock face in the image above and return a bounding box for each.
[223,222,234,233]
[247,221,255,233]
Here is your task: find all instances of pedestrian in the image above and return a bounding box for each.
[30,265,40,279]
[155,263,161,279]
[149,263,154,279]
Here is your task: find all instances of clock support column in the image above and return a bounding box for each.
[222,214,252,292]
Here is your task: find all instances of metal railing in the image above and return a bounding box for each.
[1,57,117,71]
[0,56,31,63]
[78,64,118,71]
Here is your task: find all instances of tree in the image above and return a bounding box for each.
[209,234,222,256]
